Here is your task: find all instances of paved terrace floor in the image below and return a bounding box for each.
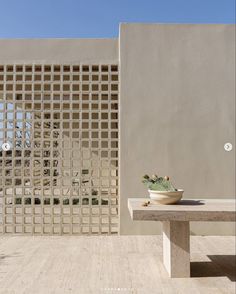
[0,236,235,294]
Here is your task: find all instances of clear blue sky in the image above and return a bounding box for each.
[0,0,235,38]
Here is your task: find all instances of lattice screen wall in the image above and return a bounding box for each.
[0,64,119,235]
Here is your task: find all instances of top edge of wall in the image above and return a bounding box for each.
[119,22,236,26]
[118,23,235,38]
[0,38,118,41]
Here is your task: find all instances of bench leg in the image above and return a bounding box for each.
[162,221,190,278]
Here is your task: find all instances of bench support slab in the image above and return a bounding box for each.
[162,221,190,278]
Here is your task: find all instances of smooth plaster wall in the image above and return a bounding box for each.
[0,39,118,64]
[119,24,235,235]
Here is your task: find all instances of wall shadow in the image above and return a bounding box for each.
[177,200,205,206]
[191,255,236,281]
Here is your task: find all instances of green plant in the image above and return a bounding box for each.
[92,198,99,205]
[15,198,22,205]
[142,174,177,191]
[63,198,70,205]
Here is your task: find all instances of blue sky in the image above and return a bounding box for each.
[0,0,235,38]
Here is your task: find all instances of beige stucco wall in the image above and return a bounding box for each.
[0,39,118,64]
[0,25,235,235]
[119,24,235,235]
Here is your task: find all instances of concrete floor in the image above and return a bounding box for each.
[0,236,235,294]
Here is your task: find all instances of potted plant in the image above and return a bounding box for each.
[142,174,183,204]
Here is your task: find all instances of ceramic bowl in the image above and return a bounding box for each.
[148,189,184,204]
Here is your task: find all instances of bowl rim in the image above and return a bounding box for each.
[148,189,184,193]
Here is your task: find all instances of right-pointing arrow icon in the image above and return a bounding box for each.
[224,143,233,152]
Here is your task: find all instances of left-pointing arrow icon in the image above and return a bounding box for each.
[2,142,11,151]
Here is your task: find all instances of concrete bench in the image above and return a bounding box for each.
[128,198,236,278]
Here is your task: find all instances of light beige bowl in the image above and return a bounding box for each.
[148,189,184,205]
